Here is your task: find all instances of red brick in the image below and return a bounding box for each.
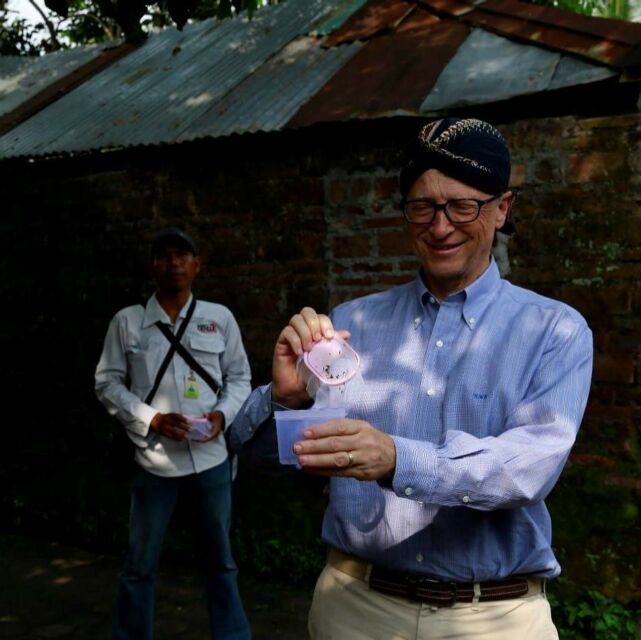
[366,216,404,229]
[378,230,414,257]
[509,163,526,188]
[327,178,349,205]
[374,175,399,199]
[593,353,635,384]
[332,234,370,258]
[350,176,372,200]
[351,261,395,272]
[567,152,627,183]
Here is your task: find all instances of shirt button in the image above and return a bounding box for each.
[414,317,421,328]
[469,318,476,326]
[427,388,435,397]
[435,339,444,348]
[462,495,471,504]
[416,553,424,563]
[429,297,436,304]
[404,486,414,496]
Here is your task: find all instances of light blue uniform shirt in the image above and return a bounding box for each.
[232,260,593,581]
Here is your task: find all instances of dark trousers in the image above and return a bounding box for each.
[113,460,251,640]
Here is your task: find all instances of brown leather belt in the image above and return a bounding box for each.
[328,548,544,607]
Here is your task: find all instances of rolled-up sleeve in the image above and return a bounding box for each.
[392,321,593,510]
[94,314,158,437]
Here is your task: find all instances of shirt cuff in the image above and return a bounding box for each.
[233,384,274,446]
[391,435,439,502]
[130,403,159,436]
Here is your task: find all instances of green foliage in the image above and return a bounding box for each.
[529,0,633,19]
[549,590,640,640]
[0,0,281,55]
[232,528,325,584]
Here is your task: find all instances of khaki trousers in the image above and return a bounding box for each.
[308,563,559,640]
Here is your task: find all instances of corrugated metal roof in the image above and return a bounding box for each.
[309,0,370,36]
[0,45,104,117]
[460,0,641,66]
[322,0,416,47]
[0,0,344,158]
[422,27,616,111]
[181,37,361,139]
[0,0,639,161]
[290,9,468,126]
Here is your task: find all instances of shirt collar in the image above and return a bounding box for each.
[461,258,501,329]
[142,293,194,328]
[413,257,501,328]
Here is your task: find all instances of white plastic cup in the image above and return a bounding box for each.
[184,416,212,441]
[274,407,347,466]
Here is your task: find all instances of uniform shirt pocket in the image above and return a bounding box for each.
[126,349,152,390]
[189,334,226,385]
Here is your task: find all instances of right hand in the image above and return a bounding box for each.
[271,307,350,409]
[150,412,191,441]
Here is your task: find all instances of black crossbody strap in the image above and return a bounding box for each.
[154,323,221,396]
[144,296,197,404]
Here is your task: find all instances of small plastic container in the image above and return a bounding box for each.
[303,337,360,386]
[184,416,212,441]
[274,407,347,466]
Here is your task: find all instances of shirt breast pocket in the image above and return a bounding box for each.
[126,349,152,389]
[189,335,226,384]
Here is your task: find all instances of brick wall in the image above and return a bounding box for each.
[1,113,640,598]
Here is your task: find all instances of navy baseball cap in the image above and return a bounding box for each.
[151,227,197,257]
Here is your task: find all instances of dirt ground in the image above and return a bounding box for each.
[0,531,312,639]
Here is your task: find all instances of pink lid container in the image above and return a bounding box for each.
[303,337,360,386]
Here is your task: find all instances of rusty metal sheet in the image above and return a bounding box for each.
[418,0,481,17]
[289,12,469,127]
[309,0,370,36]
[322,0,415,47]
[481,0,641,45]
[462,6,632,66]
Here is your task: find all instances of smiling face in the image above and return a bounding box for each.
[407,169,511,300]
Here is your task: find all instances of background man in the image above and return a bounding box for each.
[231,119,593,639]
[95,227,251,640]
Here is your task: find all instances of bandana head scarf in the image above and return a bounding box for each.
[400,118,514,233]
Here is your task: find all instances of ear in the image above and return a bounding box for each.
[494,191,513,230]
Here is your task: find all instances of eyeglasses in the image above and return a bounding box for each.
[402,193,503,225]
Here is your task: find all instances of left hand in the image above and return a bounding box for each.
[199,411,225,443]
[292,419,396,481]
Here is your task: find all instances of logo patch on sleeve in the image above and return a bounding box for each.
[197,321,218,333]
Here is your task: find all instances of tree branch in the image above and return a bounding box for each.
[27,0,61,50]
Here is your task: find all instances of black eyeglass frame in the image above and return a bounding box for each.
[401,193,504,226]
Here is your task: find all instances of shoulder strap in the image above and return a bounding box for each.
[154,323,221,396]
[144,296,197,405]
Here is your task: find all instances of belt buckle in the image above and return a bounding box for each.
[411,576,459,607]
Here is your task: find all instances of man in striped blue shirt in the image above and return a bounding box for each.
[231,118,593,639]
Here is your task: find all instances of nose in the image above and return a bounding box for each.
[429,208,454,238]
[167,252,183,267]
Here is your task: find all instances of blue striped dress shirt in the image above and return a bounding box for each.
[232,259,593,581]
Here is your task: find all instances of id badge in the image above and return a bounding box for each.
[184,371,200,399]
